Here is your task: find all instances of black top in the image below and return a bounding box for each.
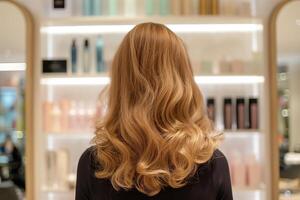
[76,147,233,200]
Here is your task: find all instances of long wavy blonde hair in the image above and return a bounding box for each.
[93,22,220,196]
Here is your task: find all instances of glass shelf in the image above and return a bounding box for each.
[47,133,93,140]
[46,130,261,139]
[41,75,264,86]
[0,62,26,71]
[41,16,263,35]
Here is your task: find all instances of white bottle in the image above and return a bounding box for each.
[68,101,77,132]
[82,39,91,74]
[51,103,62,133]
[124,0,137,16]
[246,155,261,187]
[231,153,247,187]
[56,149,69,190]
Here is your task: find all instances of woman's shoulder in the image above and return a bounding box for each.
[77,146,98,173]
[211,149,227,163]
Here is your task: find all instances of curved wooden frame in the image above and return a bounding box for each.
[269,0,299,199]
[1,0,35,199]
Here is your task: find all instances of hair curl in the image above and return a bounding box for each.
[93,22,220,196]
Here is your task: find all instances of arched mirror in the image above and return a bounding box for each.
[0,1,34,199]
[270,0,300,199]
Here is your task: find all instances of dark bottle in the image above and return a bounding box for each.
[223,98,233,130]
[207,98,216,122]
[236,98,245,129]
[249,98,259,129]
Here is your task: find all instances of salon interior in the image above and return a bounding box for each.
[0,0,299,199]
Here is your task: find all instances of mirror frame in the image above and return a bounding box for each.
[1,0,35,199]
[269,0,299,200]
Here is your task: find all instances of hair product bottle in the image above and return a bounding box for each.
[246,154,261,187]
[223,98,233,130]
[124,0,136,16]
[51,103,62,133]
[171,0,181,15]
[207,98,216,122]
[46,150,57,189]
[56,149,69,189]
[59,99,70,132]
[191,0,199,15]
[43,101,53,132]
[199,0,207,15]
[68,101,77,132]
[108,0,118,15]
[236,98,245,129]
[96,36,105,73]
[93,0,102,15]
[82,39,91,73]
[249,98,258,129]
[232,154,247,187]
[159,0,170,15]
[182,0,191,15]
[71,39,77,74]
[211,0,219,15]
[145,0,155,15]
[83,0,93,15]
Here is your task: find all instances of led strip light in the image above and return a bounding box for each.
[41,24,263,35]
[0,62,26,71]
[40,76,264,86]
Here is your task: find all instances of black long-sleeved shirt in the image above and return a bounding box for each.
[76,147,233,200]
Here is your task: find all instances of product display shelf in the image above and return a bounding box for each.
[41,16,263,28]
[40,74,264,85]
[35,15,270,200]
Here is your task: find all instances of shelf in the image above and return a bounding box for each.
[40,16,263,35]
[233,187,266,200]
[224,130,262,137]
[45,130,261,140]
[41,75,264,86]
[47,133,93,140]
[0,62,26,71]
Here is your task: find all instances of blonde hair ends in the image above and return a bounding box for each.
[93,22,220,196]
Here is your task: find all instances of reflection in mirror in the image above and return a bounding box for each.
[277,1,300,199]
[0,1,26,199]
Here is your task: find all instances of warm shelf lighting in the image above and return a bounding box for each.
[41,24,263,35]
[40,75,264,86]
[194,75,264,84]
[0,62,26,71]
[41,77,110,85]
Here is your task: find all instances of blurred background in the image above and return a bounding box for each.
[0,0,299,199]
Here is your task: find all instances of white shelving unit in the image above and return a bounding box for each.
[34,16,270,200]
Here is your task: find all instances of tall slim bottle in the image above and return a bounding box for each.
[182,0,191,15]
[82,39,91,73]
[93,0,102,15]
[223,98,233,130]
[124,0,137,16]
[236,98,245,129]
[71,39,77,74]
[159,0,170,15]
[171,0,181,15]
[109,0,118,15]
[83,0,93,15]
[145,0,155,15]
[96,36,105,73]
